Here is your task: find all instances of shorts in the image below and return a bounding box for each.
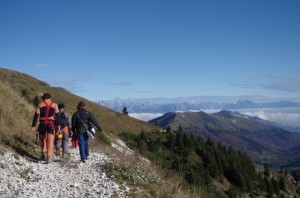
[38,122,55,135]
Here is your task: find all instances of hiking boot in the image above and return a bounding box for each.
[46,156,52,164]
[40,152,47,161]
[62,152,70,159]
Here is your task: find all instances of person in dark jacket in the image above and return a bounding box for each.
[71,101,103,163]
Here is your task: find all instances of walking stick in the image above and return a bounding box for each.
[35,131,39,145]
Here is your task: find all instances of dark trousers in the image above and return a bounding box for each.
[77,131,89,161]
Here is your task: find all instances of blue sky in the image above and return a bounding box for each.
[1,0,300,101]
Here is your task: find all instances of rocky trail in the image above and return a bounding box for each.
[0,146,129,198]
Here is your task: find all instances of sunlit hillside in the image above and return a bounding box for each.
[0,68,159,145]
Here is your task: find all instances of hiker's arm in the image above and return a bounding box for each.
[55,112,60,131]
[31,113,39,131]
[32,105,40,131]
[90,114,103,132]
[54,104,60,131]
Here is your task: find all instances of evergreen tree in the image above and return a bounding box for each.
[166,126,171,133]
[265,177,274,197]
[175,130,184,155]
[264,164,270,177]
[271,178,280,195]
[204,152,220,178]
[258,175,267,192]
[279,176,286,191]
[122,106,128,115]
[165,133,175,149]
[178,126,183,132]
[293,169,300,182]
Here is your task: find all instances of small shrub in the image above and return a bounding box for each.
[97,132,111,145]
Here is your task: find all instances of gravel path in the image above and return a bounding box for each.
[0,146,129,198]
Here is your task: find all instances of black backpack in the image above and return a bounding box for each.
[59,112,68,128]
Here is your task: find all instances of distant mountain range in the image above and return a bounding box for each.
[99,98,300,113]
[148,110,300,167]
[100,98,300,132]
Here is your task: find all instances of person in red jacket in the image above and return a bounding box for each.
[32,93,60,164]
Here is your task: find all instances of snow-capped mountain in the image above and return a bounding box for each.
[99,98,300,113]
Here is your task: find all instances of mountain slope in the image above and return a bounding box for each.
[0,68,158,138]
[149,110,300,166]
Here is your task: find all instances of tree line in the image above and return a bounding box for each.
[120,128,259,196]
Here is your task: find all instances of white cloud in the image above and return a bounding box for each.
[129,108,300,127]
[129,113,163,122]
[242,111,300,127]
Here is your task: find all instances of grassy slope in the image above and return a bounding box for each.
[0,68,158,140]
[0,77,34,141]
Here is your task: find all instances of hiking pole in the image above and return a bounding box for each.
[33,131,39,154]
[35,131,39,145]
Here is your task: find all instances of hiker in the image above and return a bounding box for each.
[55,103,72,158]
[32,93,60,164]
[72,101,103,163]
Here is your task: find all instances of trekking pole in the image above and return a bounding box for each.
[35,131,39,145]
[33,131,39,153]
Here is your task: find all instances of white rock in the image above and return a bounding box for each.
[0,147,129,198]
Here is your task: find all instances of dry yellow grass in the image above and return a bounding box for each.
[0,67,159,161]
[0,81,33,140]
[0,68,159,137]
